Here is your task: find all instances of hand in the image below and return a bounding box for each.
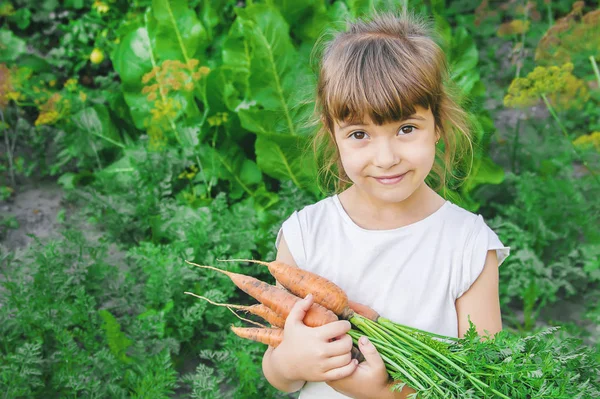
[271,294,359,382]
[326,336,391,399]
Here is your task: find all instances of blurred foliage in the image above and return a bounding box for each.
[1,0,600,397]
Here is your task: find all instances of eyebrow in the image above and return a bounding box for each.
[338,114,427,130]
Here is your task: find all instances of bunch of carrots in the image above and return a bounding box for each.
[185,259,600,399]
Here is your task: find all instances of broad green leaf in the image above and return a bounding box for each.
[0,30,26,62]
[122,91,154,131]
[255,132,319,195]
[240,159,263,186]
[202,142,264,200]
[234,5,314,136]
[149,0,207,62]
[268,0,329,43]
[71,105,123,153]
[112,27,153,90]
[205,66,245,114]
[464,155,505,190]
[450,27,479,80]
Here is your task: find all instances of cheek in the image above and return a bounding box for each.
[407,142,436,169]
[338,146,366,175]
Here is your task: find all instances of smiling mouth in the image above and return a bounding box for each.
[373,172,408,184]
[375,173,405,179]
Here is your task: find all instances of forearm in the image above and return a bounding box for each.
[262,346,306,393]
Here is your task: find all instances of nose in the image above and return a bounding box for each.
[372,139,400,170]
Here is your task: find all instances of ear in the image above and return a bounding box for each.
[435,126,442,143]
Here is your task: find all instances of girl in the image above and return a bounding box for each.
[262,11,510,399]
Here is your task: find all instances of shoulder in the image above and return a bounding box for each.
[295,195,338,220]
[275,195,338,268]
[285,195,339,232]
[442,202,482,229]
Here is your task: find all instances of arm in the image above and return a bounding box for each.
[261,234,306,392]
[455,250,502,338]
[262,234,357,392]
[262,346,305,393]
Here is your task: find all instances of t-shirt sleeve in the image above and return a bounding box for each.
[456,215,510,299]
[275,210,308,268]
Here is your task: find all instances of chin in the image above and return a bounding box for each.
[358,180,418,204]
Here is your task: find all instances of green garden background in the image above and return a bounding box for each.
[0,0,599,397]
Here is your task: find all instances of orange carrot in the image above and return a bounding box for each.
[231,326,283,347]
[184,292,285,328]
[220,258,352,318]
[186,261,338,327]
[348,300,380,322]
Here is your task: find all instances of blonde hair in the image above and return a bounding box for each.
[308,11,473,195]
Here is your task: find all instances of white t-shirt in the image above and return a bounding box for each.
[274,194,510,399]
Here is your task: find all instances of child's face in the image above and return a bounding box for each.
[333,105,438,204]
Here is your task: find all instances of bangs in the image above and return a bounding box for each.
[321,35,443,126]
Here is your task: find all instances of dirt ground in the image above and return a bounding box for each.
[0,180,67,251]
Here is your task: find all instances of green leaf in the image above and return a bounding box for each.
[71,105,123,151]
[149,0,207,62]
[112,27,153,90]
[240,159,262,186]
[268,0,329,43]
[10,8,32,30]
[99,310,132,364]
[233,4,314,136]
[449,27,479,86]
[255,132,319,195]
[0,30,26,62]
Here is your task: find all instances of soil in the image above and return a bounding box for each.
[0,180,67,250]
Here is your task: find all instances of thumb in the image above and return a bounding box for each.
[285,293,314,327]
[358,336,385,369]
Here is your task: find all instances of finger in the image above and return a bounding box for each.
[284,293,314,327]
[315,320,351,340]
[322,352,352,371]
[358,336,385,371]
[325,334,353,357]
[323,358,359,381]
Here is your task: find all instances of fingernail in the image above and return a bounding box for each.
[305,293,312,301]
[360,336,369,346]
[353,359,358,365]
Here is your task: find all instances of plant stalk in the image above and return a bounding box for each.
[590,56,600,89]
[541,94,600,185]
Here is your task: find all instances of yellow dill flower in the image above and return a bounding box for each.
[178,164,199,180]
[79,91,87,102]
[0,3,15,17]
[7,92,21,101]
[535,4,600,65]
[34,93,70,126]
[573,132,600,152]
[141,59,206,103]
[64,78,78,92]
[497,20,530,37]
[150,97,180,122]
[93,1,110,14]
[504,63,585,109]
[207,112,229,127]
[35,111,60,126]
[147,125,167,151]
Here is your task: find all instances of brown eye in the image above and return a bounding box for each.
[399,126,415,135]
[350,131,367,140]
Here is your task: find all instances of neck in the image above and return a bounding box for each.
[340,183,445,229]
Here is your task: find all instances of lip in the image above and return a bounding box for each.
[373,172,407,185]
